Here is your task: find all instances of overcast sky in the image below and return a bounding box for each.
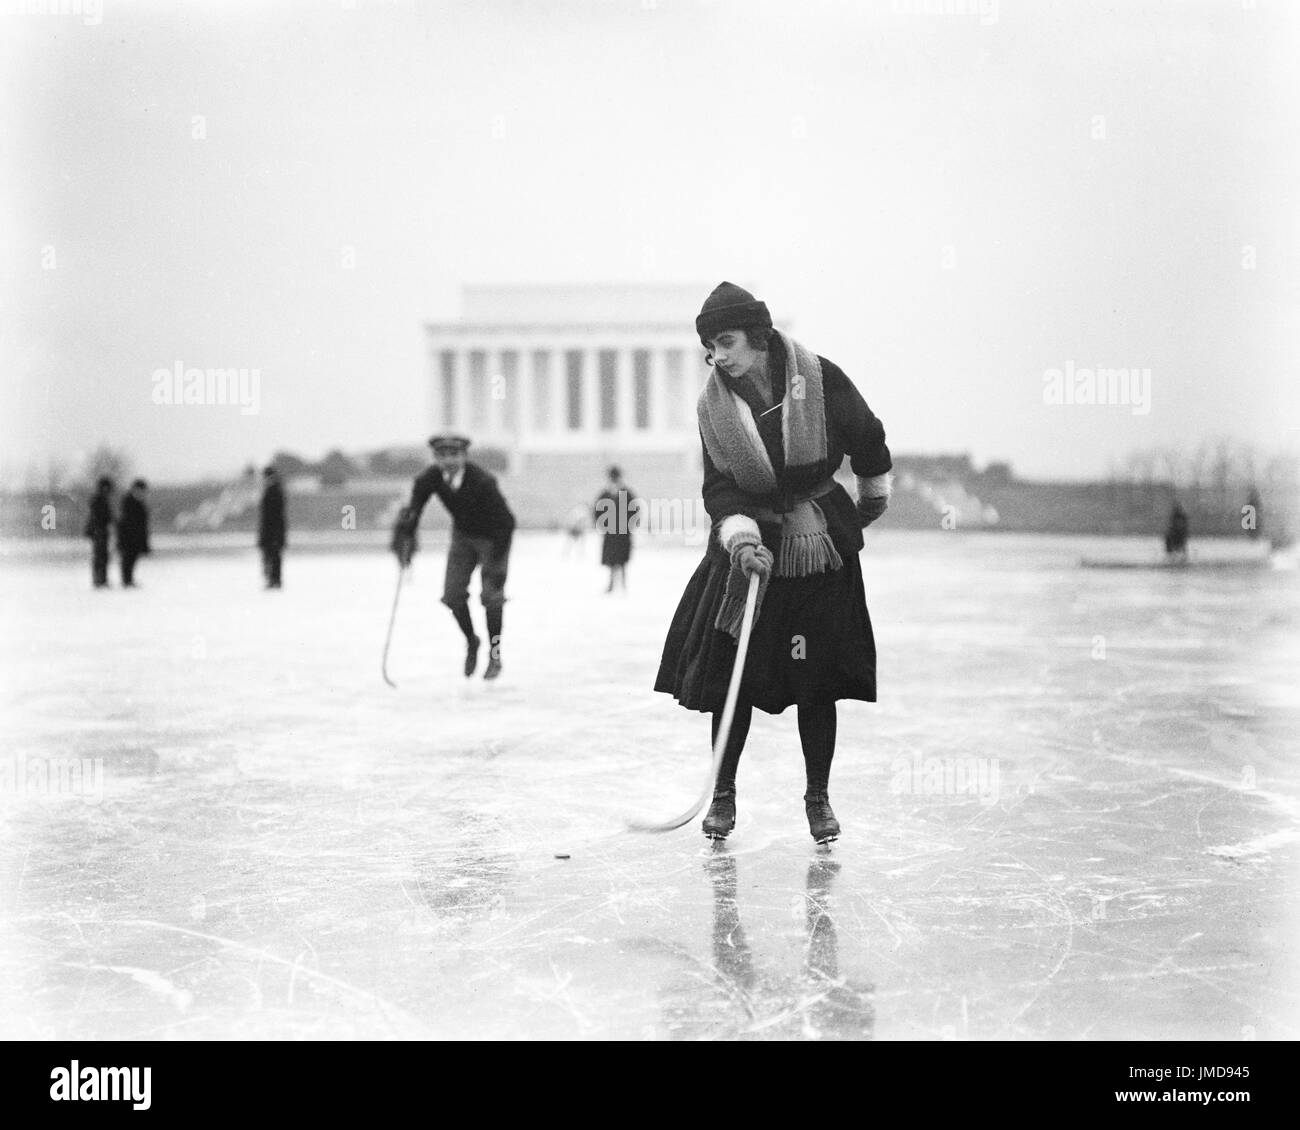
[2,0,1297,485]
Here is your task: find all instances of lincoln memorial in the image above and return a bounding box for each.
[425,285,727,507]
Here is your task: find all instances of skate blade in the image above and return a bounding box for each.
[703,831,731,841]
[814,833,840,845]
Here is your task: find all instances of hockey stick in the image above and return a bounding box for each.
[381,563,407,688]
[629,571,761,833]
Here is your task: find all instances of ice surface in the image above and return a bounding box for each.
[1,531,1297,1040]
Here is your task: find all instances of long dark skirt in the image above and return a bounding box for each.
[601,532,632,566]
[654,545,877,715]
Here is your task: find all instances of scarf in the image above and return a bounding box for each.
[698,331,844,635]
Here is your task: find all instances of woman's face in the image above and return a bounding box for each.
[706,329,764,379]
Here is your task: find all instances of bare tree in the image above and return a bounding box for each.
[79,445,133,491]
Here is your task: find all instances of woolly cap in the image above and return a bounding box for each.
[695,281,772,345]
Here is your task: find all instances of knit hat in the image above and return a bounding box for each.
[695,281,772,346]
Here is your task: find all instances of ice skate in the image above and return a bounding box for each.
[464,634,481,677]
[482,655,502,680]
[702,787,736,839]
[805,793,840,843]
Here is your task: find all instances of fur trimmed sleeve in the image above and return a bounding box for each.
[718,513,762,553]
[856,473,893,500]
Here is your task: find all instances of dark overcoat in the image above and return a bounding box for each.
[117,495,150,554]
[594,486,636,566]
[258,481,287,550]
[84,494,113,540]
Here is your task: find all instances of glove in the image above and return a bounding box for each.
[715,529,773,638]
[857,495,888,529]
[391,509,417,567]
[730,535,773,581]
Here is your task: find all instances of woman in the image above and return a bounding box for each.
[594,465,637,593]
[654,282,893,842]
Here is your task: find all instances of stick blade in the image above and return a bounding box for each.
[626,796,708,835]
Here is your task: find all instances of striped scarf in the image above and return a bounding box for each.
[698,330,843,580]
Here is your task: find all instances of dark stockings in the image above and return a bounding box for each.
[711,702,838,795]
[449,603,476,641]
[711,701,753,793]
[797,704,837,796]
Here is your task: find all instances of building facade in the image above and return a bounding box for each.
[426,285,719,489]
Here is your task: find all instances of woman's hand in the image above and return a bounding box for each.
[391,508,417,566]
[731,538,773,581]
[857,495,888,529]
[720,515,773,580]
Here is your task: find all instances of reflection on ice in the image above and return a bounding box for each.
[657,849,874,1041]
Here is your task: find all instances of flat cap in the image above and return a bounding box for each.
[428,434,471,453]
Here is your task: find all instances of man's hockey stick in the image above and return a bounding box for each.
[629,571,760,833]
[381,563,407,688]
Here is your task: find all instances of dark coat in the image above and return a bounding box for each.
[595,486,636,566]
[84,494,113,540]
[407,462,515,547]
[1165,506,1189,553]
[655,340,892,715]
[701,336,892,561]
[258,481,287,550]
[117,495,150,554]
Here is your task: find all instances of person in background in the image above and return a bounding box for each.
[117,479,151,588]
[392,434,516,680]
[562,502,590,558]
[594,465,637,593]
[84,477,115,589]
[1164,501,1189,563]
[258,465,288,589]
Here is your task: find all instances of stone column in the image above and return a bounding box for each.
[428,343,442,432]
[509,340,525,447]
[584,347,600,440]
[617,347,635,436]
[456,347,472,435]
[646,346,663,435]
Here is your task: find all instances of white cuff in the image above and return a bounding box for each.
[718,513,761,552]
[857,473,893,500]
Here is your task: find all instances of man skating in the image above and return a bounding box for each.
[117,479,151,588]
[392,435,515,680]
